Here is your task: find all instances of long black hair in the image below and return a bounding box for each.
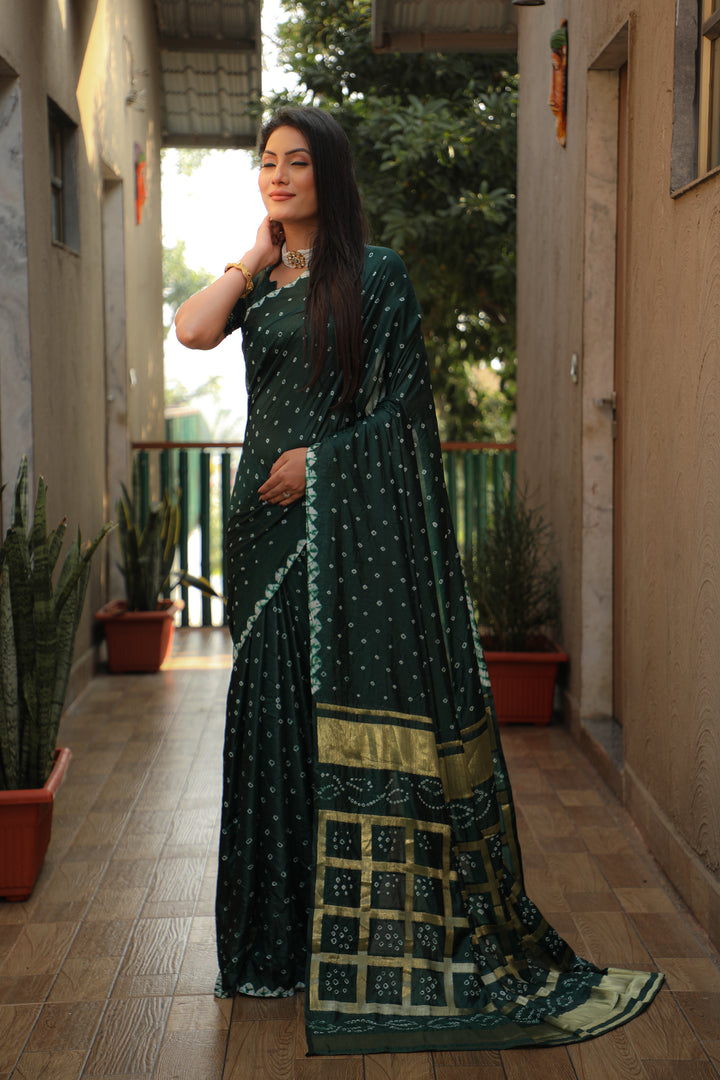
[260,106,369,407]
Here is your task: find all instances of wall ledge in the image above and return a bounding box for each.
[65,644,101,713]
[577,715,624,802]
[624,763,720,952]
[563,691,624,801]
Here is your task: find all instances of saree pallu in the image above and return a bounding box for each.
[217,247,663,1054]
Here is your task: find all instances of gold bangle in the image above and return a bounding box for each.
[224,260,254,296]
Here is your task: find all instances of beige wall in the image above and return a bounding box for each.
[517,0,720,946]
[0,0,164,679]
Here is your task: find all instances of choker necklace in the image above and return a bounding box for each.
[281,243,312,269]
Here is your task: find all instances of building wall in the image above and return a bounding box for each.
[0,0,164,681]
[517,0,720,946]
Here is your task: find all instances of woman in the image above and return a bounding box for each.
[175,106,661,1056]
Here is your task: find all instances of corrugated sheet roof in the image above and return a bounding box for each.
[371,0,518,52]
[154,0,262,148]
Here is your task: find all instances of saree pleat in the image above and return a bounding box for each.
[215,552,314,997]
[217,247,663,1052]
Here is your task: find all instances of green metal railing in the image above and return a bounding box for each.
[441,441,517,558]
[132,440,516,627]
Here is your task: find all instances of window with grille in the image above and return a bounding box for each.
[48,99,79,249]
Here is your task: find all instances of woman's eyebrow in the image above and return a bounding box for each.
[261,147,311,157]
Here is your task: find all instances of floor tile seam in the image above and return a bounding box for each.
[511,737,614,857]
[153,691,223,967]
[84,990,175,1080]
[17,872,162,1068]
[543,732,693,895]
[0,890,104,1054]
[0,840,101,933]
[534,736,622,817]
[635,857,720,962]
[69,697,173,824]
[661,987,720,1067]
[81,683,202,893]
[62,673,120,723]
[167,848,217,999]
[55,744,166,932]
[151,738,222,924]
[497,1045,578,1079]
[4,1002,43,1080]
[215,1009,236,1080]
[47,779,121,862]
[23,660,218,1074]
[690,1049,720,1080]
[534,737,689,928]
[622,898,716,968]
[6,993,109,1080]
[154,731,223,866]
[34,713,189,1052]
[111,687,222,1011]
[93,876,163,999]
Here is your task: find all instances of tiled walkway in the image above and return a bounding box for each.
[1,629,719,1079]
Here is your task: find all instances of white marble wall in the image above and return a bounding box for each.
[0,75,33,529]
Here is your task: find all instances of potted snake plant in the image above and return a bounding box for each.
[0,457,112,899]
[95,465,219,672]
[465,484,568,725]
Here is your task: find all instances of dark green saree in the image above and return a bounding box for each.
[216,247,662,1054]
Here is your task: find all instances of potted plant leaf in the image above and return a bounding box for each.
[0,457,112,899]
[95,465,220,672]
[465,484,568,725]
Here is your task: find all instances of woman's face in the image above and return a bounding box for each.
[259,125,318,239]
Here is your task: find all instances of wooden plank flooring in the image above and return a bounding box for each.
[1,628,719,1079]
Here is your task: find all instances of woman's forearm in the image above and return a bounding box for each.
[174,255,258,351]
[175,217,281,350]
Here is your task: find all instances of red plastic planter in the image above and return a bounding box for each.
[482,637,569,726]
[0,747,72,901]
[95,599,184,673]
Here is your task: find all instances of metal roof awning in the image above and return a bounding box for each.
[371,0,519,53]
[154,0,263,149]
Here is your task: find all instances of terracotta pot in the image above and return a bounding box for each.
[0,747,72,901]
[95,599,184,673]
[481,635,569,726]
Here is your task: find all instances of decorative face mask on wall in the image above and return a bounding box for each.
[549,20,569,147]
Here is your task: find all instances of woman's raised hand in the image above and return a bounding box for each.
[252,215,284,267]
[258,447,308,506]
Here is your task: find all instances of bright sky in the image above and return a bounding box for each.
[161,0,298,439]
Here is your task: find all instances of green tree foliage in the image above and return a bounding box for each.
[268,0,517,440]
[162,240,213,339]
[174,148,215,176]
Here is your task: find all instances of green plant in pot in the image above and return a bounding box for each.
[0,457,112,791]
[116,480,182,612]
[465,484,567,724]
[0,457,112,899]
[96,464,220,672]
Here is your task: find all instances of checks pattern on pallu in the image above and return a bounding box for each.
[304,702,660,1053]
[217,246,663,1055]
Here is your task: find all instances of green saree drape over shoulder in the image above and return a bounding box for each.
[216,247,662,1055]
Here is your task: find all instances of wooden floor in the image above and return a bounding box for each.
[1,628,719,1080]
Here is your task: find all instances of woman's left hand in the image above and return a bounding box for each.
[259,447,308,506]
